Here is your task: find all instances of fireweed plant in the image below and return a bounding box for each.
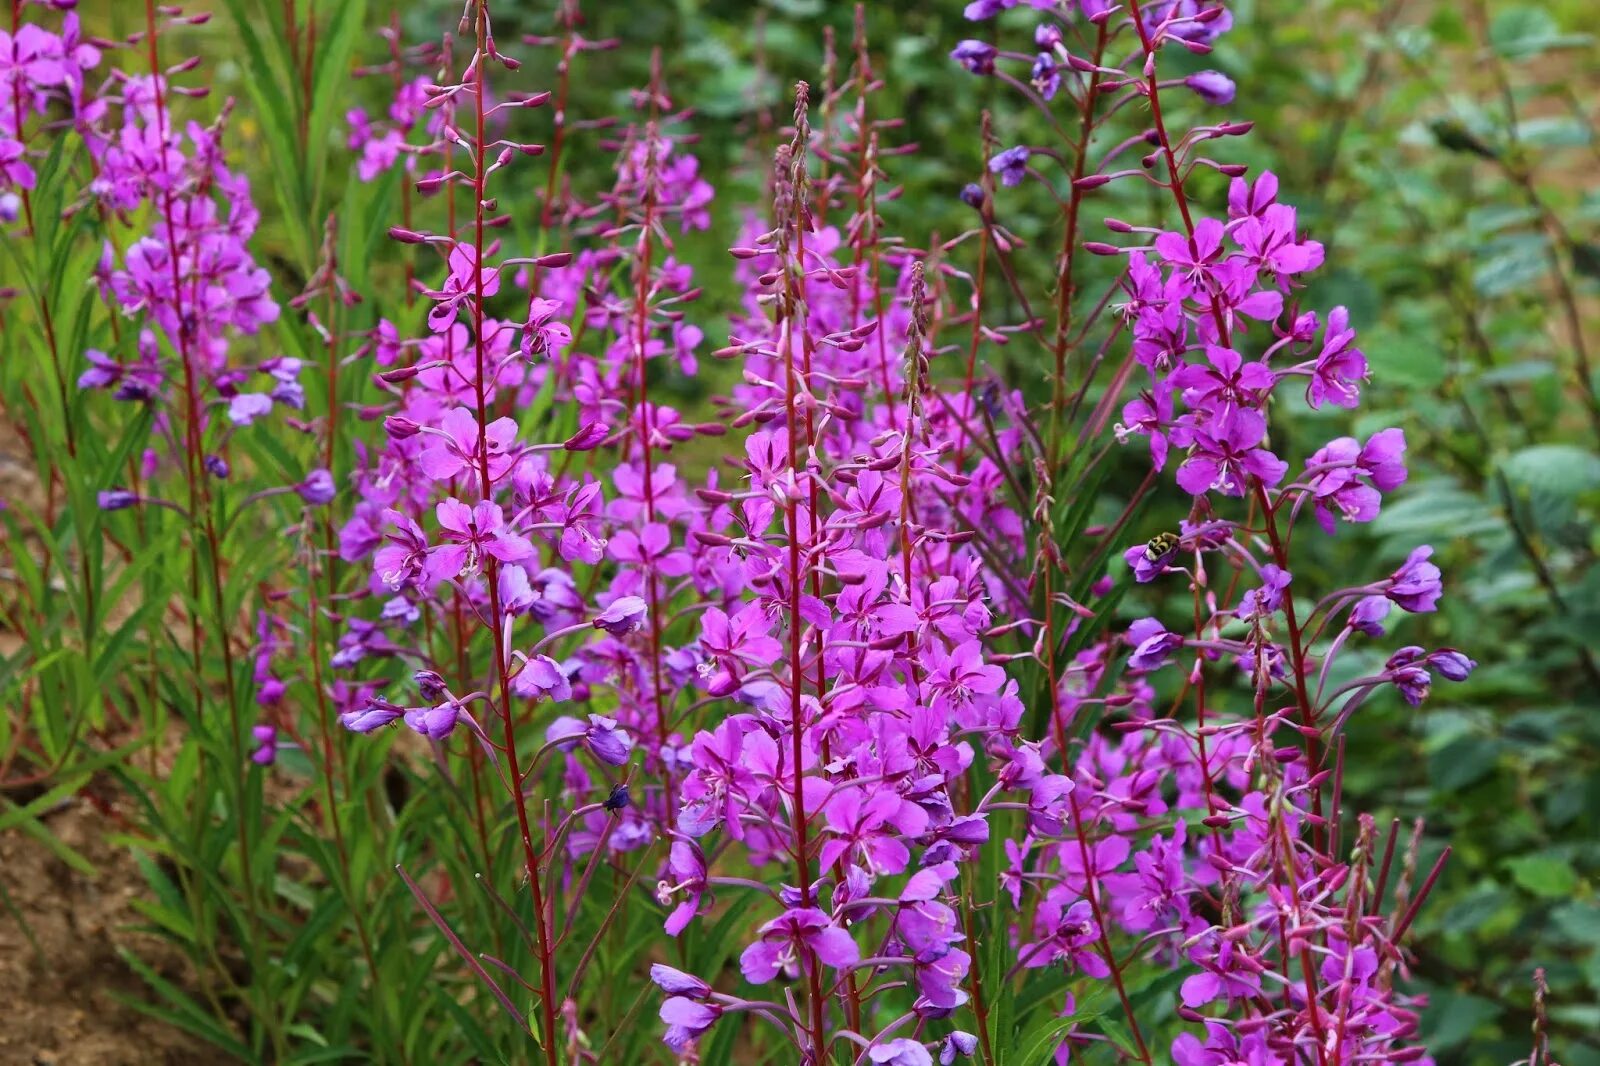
[0,0,1495,1063]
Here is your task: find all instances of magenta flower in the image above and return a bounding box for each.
[426,243,502,332]
[819,786,928,876]
[1305,428,1407,533]
[297,468,336,505]
[658,997,721,1051]
[1154,218,1226,288]
[519,296,572,358]
[419,407,519,483]
[739,908,859,984]
[1175,408,1287,497]
[510,654,571,702]
[340,696,403,734]
[922,640,1005,717]
[1024,891,1110,977]
[1171,345,1275,414]
[657,839,708,936]
[429,498,533,579]
[1306,305,1368,409]
[593,595,649,634]
[1127,617,1182,671]
[699,603,782,696]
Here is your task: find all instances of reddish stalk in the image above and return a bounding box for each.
[465,7,559,1061]
[777,84,829,1062]
[626,53,676,818]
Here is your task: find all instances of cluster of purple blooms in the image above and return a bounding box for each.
[7,0,1472,1061]
[326,0,1469,1061]
[4,1,301,498]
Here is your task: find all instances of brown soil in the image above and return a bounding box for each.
[0,799,216,1066]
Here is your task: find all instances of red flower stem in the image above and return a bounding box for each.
[1048,18,1109,470]
[628,52,675,818]
[780,84,828,1061]
[466,7,558,1061]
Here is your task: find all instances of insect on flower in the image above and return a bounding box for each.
[1144,531,1180,561]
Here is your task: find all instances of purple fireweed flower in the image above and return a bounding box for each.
[519,296,572,359]
[950,40,997,74]
[1031,53,1060,100]
[1349,594,1392,636]
[739,908,859,983]
[941,1032,979,1064]
[583,714,633,765]
[1428,648,1475,681]
[249,724,276,766]
[419,407,519,483]
[426,243,501,332]
[1024,891,1110,977]
[1305,428,1407,534]
[657,839,708,935]
[1127,617,1182,671]
[510,654,572,702]
[1170,344,1275,413]
[819,786,928,876]
[658,997,721,1051]
[403,700,461,741]
[1385,545,1443,613]
[1175,407,1288,497]
[1306,305,1368,409]
[698,603,782,695]
[1155,217,1226,287]
[869,1040,934,1066]
[228,392,273,426]
[374,509,431,590]
[1181,934,1263,1007]
[340,696,403,733]
[593,595,648,634]
[990,146,1030,188]
[1237,564,1291,620]
[430,498,533,578]
[922,640,1006,717]
[649,963,710,998]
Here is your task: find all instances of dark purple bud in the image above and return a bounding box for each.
[1184,70,1236,105]
[562,422,609,451]
[205,455,231,479]
[1427,649,1476,682]
[414,670,449,702]
[379,364,422,383]
[98,489,138,511]
[384,415,422,439]
[959,183,984,210]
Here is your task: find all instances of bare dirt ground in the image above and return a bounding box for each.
[0,800,212,1066]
